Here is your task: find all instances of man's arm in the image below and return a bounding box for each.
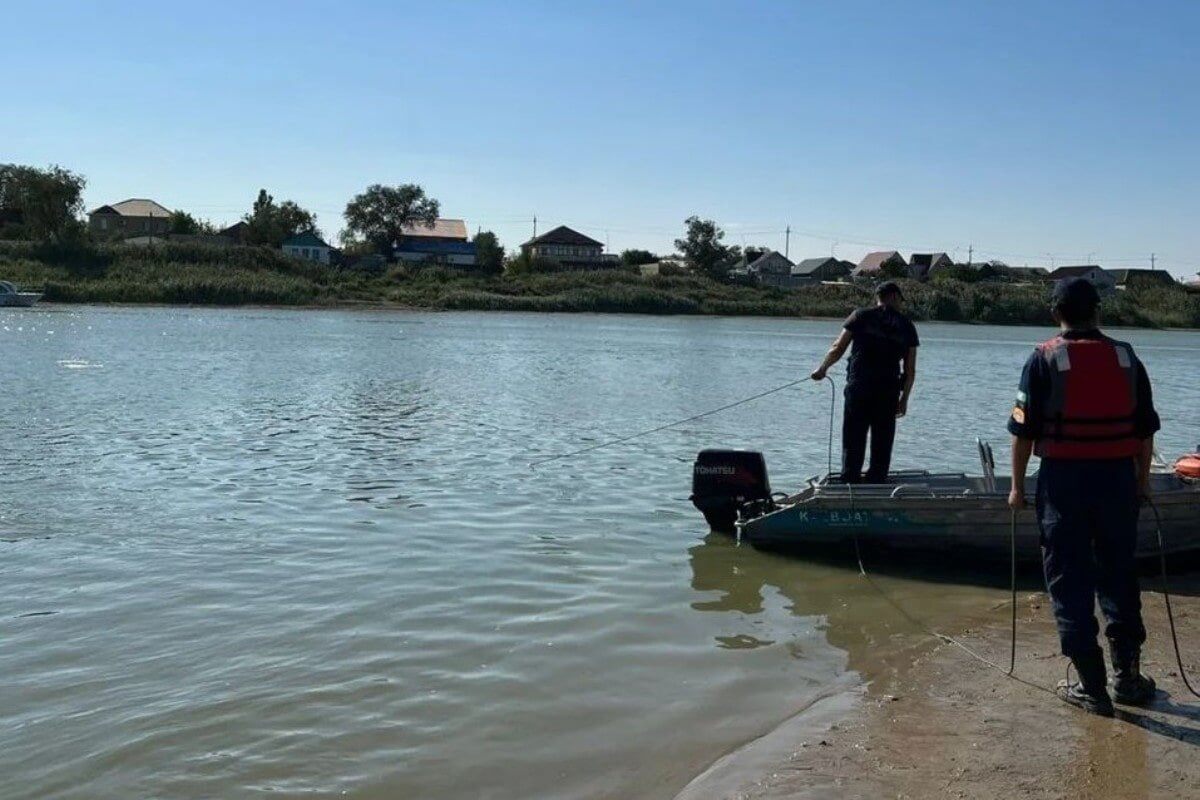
[811,329,852,381]
[1009,436,1034,509]
[897,347,917,417]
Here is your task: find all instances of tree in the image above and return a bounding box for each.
[169,210,216,235]
[620,248,657,267]
[242,189,319,247]
[742,246,768,264]
[342,183,439,256]
[675,216,734,280]
[0,163,86,242]
[472,230,504,274]
[880,259,910,280]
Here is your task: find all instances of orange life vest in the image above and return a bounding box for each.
[1034,335,1142,460]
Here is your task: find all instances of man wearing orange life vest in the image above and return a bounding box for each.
[1008,277,1160,717]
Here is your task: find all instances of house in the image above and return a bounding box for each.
[908,253,953,281]
[220,221,250,244]
[1186,273,1200,294]
[1047,265,1116,294]
[88,198,172,238]
[281,230,332,264]
[792,256,852,284]
[521,225,617,269]
[740,251,794,288]
[854,251,907,277]
[394,218,477,267]
[1109,269,1179,289]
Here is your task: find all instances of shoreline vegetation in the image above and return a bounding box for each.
[4,240,1199,328]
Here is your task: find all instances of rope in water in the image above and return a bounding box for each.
[822,375,1050,695]
[529,377,810,469]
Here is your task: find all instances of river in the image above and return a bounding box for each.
[2,307,1197,799]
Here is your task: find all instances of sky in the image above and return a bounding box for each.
[4,0,1198,277]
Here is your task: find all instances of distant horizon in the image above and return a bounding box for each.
[5,1,1197,278]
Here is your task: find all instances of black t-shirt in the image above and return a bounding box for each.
[843,306,919,391]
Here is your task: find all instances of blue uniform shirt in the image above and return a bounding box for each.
[1007,329,1160,441]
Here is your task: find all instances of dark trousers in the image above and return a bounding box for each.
[841,386,899,484]
[1036,458,1146,661]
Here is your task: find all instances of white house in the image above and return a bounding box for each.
[282,230,332,264]
[1047,265,1117,294]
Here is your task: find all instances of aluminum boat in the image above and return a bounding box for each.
[691,441,1200,564]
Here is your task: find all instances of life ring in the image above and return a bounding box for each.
[1175,453,1200,479]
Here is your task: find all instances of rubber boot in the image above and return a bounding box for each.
[1056,652,1114,717]
[1110,645,1157,706]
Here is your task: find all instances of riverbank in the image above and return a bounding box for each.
[3,240,1198,327]
[681,575,1200,799]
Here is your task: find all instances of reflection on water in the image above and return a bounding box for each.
[1,307,1197,799]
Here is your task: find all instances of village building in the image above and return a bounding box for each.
[908,252,954,281]
[1047,265,1117,293]
[395,218,477,267]
[88,198,172,238]
[792,256,853,284]
[521,225,616,268]
[281,230,332,264]
[735,250,793,288]
[1109,268,1179,289]
[853,250,907,277]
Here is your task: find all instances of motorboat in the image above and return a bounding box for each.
[0,281,42,307]
[691,441,1200,564]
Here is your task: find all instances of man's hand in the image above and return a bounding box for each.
[896,396,908,418]
[810,367,827,381]
[1007,488,1026,510]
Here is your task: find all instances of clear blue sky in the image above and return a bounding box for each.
[4,1,1197,276]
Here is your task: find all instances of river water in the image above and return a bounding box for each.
[2,308,1197,799]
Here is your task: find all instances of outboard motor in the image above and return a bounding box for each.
[690,449,771,533]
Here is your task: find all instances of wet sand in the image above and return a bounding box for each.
[679,574,1200,799]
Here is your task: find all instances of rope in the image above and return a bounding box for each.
[828,375,1046,694]
[1147,497,1200,699]
[529,377,809,469]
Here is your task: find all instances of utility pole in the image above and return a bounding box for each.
[1151,252,1156,270]
[532,215,537,241]
[785,225,791,260]
[967,244,973,266]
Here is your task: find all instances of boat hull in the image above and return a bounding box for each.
[738,472,1200,564]
[0,293,41,307]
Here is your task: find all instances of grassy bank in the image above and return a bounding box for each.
[3,240,1198,328]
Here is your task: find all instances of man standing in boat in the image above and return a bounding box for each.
[1007,277,1160,717]
[810,280,919,483]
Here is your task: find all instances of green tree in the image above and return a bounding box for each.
[620,248,657,267]
[243,189,319,247]
[880,259,910,279]
[472,230,504,274]
[675,216,734,280]
[0,163,86,242]
[742,246,768,264]
[342,183,439,256]
[169,210,217,235]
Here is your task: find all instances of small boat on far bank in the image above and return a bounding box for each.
[691,441,1200,566]
[0,280,42,307]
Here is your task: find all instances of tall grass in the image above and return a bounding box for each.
[2,241,1197,327]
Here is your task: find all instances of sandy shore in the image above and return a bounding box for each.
[678,572,1200,799]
